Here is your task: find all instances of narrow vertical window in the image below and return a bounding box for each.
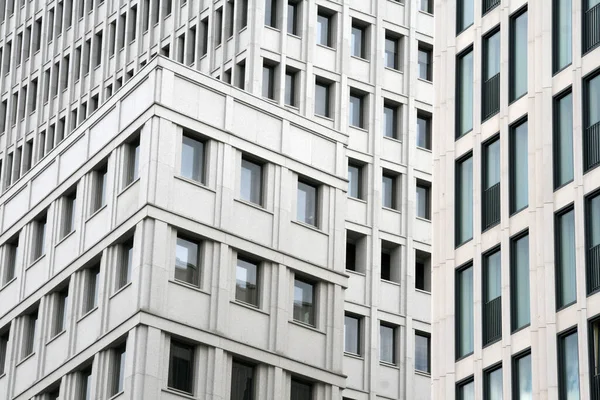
[314,79,331,118]
[293,277,315,326]
[513,352,532,400]
[110,345,126,396]
[2,235,18,286]
[384,33,399,70]
[553,0,572,73]
[482,29,500,120]
[91,165,107,214]
[379,323,396,364]
[482,137,500,229]
[82,265,100,314]
[456,48,473,138]
[79,368,92,400]
[456,154,473,245]
[380,242,393,281]
[484,366,503,400]
[21,309,38,359]
[556,207,576,308]
[416,180,431,220]
[168,340,194,394]
[297,179,317,227]
[284,69,297,106]
[586,192,600,294]
[287,0,300,36]
[181,134,205,184]
[240,157,263,206]
[483,249,501,345]
[344,314,360,355]
[457,379,475,400]
[52,288,69,336]
[347,161,363,200]
[123,137,140,187]
[414,331,430,373]
[351,20,366,59]
[554,91,574,188]
[416,111,431,149]
[382,172,397,210]
[231,360,254,400]
[0,330,8,375]
[510,119,528,214]
[418,43,432,81]
[346,231,357,271]
[419,0,433,13]
[316,8,333,47]
[457,0,474,33]
[415,251,431,292]
[116,239,133,291]
[62,191,77,239]
[235,256,259,306]
[348,90,365,129]
[558,329,579,399]
[583,0,600,53]
[264,0,277,28]
[510,9,528,102]
[584,72,600,171]
[262,62,275,100]
[383,101,399,139]
[456,264,473,358]
[214,7,223,46]
[511,233,530,331]
[290,379,312,400]
[175,236,200,286]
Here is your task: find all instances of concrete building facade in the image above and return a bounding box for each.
[433,0,600,398]
[0,0,433,399]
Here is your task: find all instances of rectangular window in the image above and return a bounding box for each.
[513,351,532,400]
[291,379,312,400]
[415,331,430,373]
[457,378,475,400]
[483,0,500,14]
[483,249,501,345]
[348,90,365,128]
[511,233,530,331]
[284,69,298,107]
[510,9,528,101]
[344,314,360,355]
[293,277,315,326]
[553,0,572,73]
[418,43,432,81]
[0,330,8,375]
[214,7,223,46]
[554,90,574,188]
[586,192,600,294]
[175,236,200,287]
[52,288,69,337]
[79,368,92,400]
[420,0,433,13]
[584,72,600,171]
[116,239,134,291]
[316,8,333,47]
[351,21,366,59]
[416,180,431,220]
[181,134,205,184]
[287,0,300,36]
[482,29,500,120]
[91,165,107,214]
[21,309,38,359]
[124,137,140,187]
[556,207,576,308]
[379,323,396,364]
[29,213,45,263]
[457,0,473,33]
[231,360,254,400]
[384,33,399,70]
[262,63,275,100]
[297,179,317,227]
[456,263,473,358]
[456,48,473,138]
[82,265,100,314]
[415,251,431,292]
[110,345,126,396]
[510,119,528,214]
[484,365,503,400]
[61,192,77,239]
[482,137,500,229]
[168,340,194,394]
[583,0,600,53]
[238,0,248,29]
[314,79,331,118]
[456,154,473,245]
[380,243,392,281]
[416,111,431,149]
[236,256,259,306]
[347,160,363,200]
[558,329,580,399]
[346,232,357,272]
[236,61,246,90]
[383,101,399,139]
[241,158,263,206]
[382,172,397,210]
[265,0,277,28]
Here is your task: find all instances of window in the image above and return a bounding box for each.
[384,33,400,70]
[418,43,432,81]
[0,329,8,375]
[168,340,194,394]
[30,214,45,262]
[348,90,365,128]
[558,329,579,399]
[123,137,140,187]
[382,172,398,210]
[383,101,399,139]
[262,62,276,100]
[456,263,473,358]
[181,134,205,184]
[456,154,473,246]
[47,388,60,400]
[420,0,433,13]
[91,164,108,214]
[513,351,532,400]
[22,309,38,359]
[482,29,500,120]
[285,69,297,106]
[457,378,475,400]
[297,179,317,227]
[347,160,364,200]
[346,233,357,272]
[416,111,431,149]
[586,192,600,294]
[52,288,69,337]
[553,0,572,73]
[241,158,263,206]
[82,265,100,314]
[510,9,528,101]
[237,61,246,90]
[264,0,277,28]
[215,7,223,45]
[415,331,430,373]
[287,0,300,36]
[79,368,93,400]
[291,379,312,400]
[415,250,431,292]
[554,90,574,188]
[584,72,600,171]
[236,256,259,306]
[484,365,503,400]
[110,345,126,396]
[511,233,530,331]
[116,239,134,291]
[381,240,399,283]
[416,180,431,220]
[381,246,391,281]
[346,231,365,273]
[379,323,396,364]
[351,20,366,59]
[556,207,576,308]
[510,119,528,214]
[482,136,500,229]
[483,249,501,345]
[344,314,360,355]
[457,0,473,33]
[175,236,200,287]
[583,0,600,53]
[61,191,77,239]
[293,277,315,326]
[314,79,332,118]
[316,8,333,47]
[231,360,254,400]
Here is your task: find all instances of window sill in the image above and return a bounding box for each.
[86,204,108,222]
[234,198,271,213]
[78,306,99,322]
[346,269,366,277]
[162,388,196,399]
[349,124,368,133]
[169,279,209,295]
[509,205,528,218]
[379,361,399,369]
[287,32,301,39]
[289,319,325,335]
[553,178,574,192]
[264,25,280,32]
[417,77,433,84]
[27,253,46,270]
[455,237,473,249]
[16,352,36,367]
[314,113,334,122]
[0,277,17,291]
[384,66,402,74]
[556,300,576,313]
[511,323,530,335]
[417,9,433,16]
[316,43,336,51]
[348,196,367,204]
[381,206,401,214]
[344,352,364,360]
[509,92,527,106]
[291,220,328,236]
[231,299,269,315]
[482,337,501,349]
[381,278,400,286]
[0,373,5,379]
[552,63,572,77]
[55,230,76,247]
[415,370,431,377]
[415,288,431,295]
[415,216,431,223]
[284,103,299,111]
[118,177,141,196]
[110,281,132,299]
[46,329,66,345]
[109,390,124,400]
[174,175,213,192]
[350,55,369,63]
[383,135,402,144]
[416,145,432,153]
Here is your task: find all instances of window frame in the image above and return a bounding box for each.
[455,261,474,360]
[455,45,474,138]
[557,326,580,400]
[414,330,430,374]
[553,88,574,189]
[115,238,134,291]
[379,322,397,365]
[509,116,529,215]
[123,136,140,188]
[344,313,361,356]
[510,230,530,332]
[296,177,319,228]
[552,0,572,74]
[293,275,316,327]
[555,205,577,309]
[512,349,532,400]
[314,78,332,118]
[350,19,368,59]
[235,254,260,307]
[174,234,201,287]
[456,376,475,400]
[483,362,503,400]
[316,7,334,48]
[240,155,264,207]
[417,43,433,82]
[180,131,207,185]
[509,6,528,103]
[348,89,366,129]
[347,159,364,200]
[168,338,195,394]
[455,152,474,247]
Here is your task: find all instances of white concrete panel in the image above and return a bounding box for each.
[75,310,102,354]
[379,281,401,315]
[44,332,68,374]
[377,363,400,399]
[282,223,328,267]
[3,187,30,231]
[345,271,367,305]
[287,323,327,368]
[24,257,48,298]
[13,354,38,394]
[383,69,404,95]
[343,355,366,391]
[165,283,211,331]
[381,137,402,164]
[413,290,431,323]
[416,12,434,38]
[54,234,78,274]
[230,200,273,246]
[84,207,110,250]
[58,135,88,182]
[119,77,154,130]
[116,180,141,225]
[89,108,119,154]
[346,198,368,226]
[227,303,269,349]
[315,46,336,73]
[170,179,216,226]
[379,208,401,236]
